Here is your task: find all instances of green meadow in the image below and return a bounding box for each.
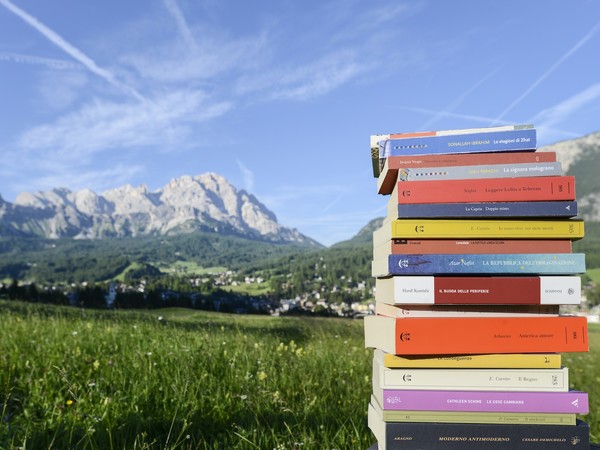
[0,300,598,449]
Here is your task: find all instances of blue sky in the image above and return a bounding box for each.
[1,0,600,246]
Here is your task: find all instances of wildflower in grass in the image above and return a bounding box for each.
[71,331,78,336]
[66,399,74,406]
[258,371,267,381]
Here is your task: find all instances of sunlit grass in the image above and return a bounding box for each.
[0,301,598,449]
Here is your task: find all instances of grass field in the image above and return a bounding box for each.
[0,301,598,449]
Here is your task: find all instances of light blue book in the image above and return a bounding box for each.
[372,253,586,276]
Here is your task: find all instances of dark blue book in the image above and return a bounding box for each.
[380,128,536,158]
[394,201,578,219]
[371,253,586,276]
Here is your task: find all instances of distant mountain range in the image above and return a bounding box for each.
[0,130,599,249]
[0,173,318,246]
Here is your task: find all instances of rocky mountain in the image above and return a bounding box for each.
[540,131,600,221]
[0,173,317,245]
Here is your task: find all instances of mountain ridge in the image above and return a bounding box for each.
[1,173,318,246]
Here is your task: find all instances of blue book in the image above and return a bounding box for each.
[394,201,578,219]
[380,128,536,158]
[371,253,586,276]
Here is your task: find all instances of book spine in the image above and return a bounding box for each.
[375,276,582,305]
[376,364,570,392]
[372,254,586,276]
[363,315,589,355]
[378,389,588,413]
[374,302,559,318]
[380,352,563,369]
[389,219,584,240]
[399,162,562,181]
[377,151,557,194]
[368,407,589,449]
[382,128,536,157]
[395,176,575,204]
[375,239,573,256]
[393,201,578,219]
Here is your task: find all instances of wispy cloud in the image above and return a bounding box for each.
[418,68,500,131]
[163,0,198,52]
[493,20,600,124]
[235,49,372,101]
[0,0,146,102]
[235,159,255,192]
[17,89,231,161]
[531,82,600,142]
[11,164,145,196]
[0,51,80,70]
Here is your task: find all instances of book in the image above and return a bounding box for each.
[369,395,577,425]
[373,219,584,245]
[388,200,578,219]
[372,358,570,392]
[373,239,573,258]
[374,349,563,369]
[374,302,559,318]
[398,161,562,181]
[374,275,582,305]
[363,315,589,355]
[371,253,586,277]
[368,400,589,449]
[371,124,536,176]
[392,175,575,204]
[377,151,557,194]
[373,388,588,414]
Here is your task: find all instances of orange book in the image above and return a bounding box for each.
[364,315,589,355]
[394,176,575,204]
[373,239,572,258]
[378,151,557,194]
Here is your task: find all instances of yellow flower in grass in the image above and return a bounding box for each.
[258,371,268,381]
[66,399,74,406]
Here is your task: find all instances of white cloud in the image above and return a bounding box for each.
[0,0,146,102]
[0,51,80,70]
[17,89,232,161]
[235,159,255,192]
[163,0,198,52]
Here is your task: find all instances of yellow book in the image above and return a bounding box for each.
[374,348,562,369]
[373,218,584,244]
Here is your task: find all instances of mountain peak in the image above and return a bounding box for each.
[1,173,318,245]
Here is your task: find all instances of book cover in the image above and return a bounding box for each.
[371,253,586,277]
[374,388,588,414]
[374,275,582,306]
[369,396,577,425]
[390,200,578,219]
[371,124,535,177]
[373,219,584,245]
[368,401,589,449]
[374,302,559,319]
[374,349,563,369]
[393,175,575,204]
[398,161,562,182]
[373,358,570,392]
[377,151,557,194]
[373,239,573,258]
[363,315,589,355]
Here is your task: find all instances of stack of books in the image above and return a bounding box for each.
[364,124,592,449]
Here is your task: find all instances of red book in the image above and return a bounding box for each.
[364,315,589,355]
[377,151,557,194]
[394,176,575,204]
[374,275,582,305]
[374,239,572,257]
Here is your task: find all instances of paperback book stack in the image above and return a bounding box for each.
[364,124,592,449]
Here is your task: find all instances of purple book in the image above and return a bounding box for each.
[378,389,589,414]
